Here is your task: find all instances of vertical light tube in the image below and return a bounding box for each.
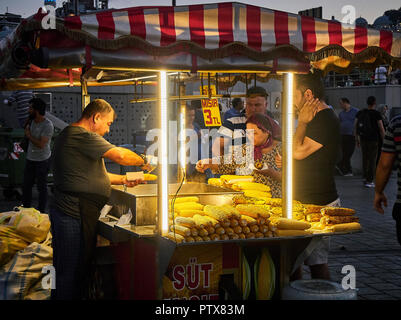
[158,71,169,235]
[178,84,186,181]
[283,73,294,219]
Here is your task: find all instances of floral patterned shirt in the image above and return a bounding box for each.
[213,142,282,198]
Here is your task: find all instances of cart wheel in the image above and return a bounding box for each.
[3,188,16,200]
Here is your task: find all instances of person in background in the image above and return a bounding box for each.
[212,86,281,158]
[377,104,390,165]
[337,98,359,176]
[192,100,207,130]
[4,90,34,128]
[22,98,54,213]
[223,98,244,122]
[196,113,282,197]
[50,99,151,299]
[354,96,385,188]
[374,113,401,246]
[374,65,387,85]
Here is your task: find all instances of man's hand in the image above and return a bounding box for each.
[141,163,153,172]
[298,98,319,124]
[196,159,211,173]
[374,192,387,214]
[122,175,145,188]
[275,153,282,169]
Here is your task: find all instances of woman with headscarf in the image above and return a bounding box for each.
[196,113,282,197]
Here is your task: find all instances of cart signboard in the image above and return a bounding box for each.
[200,85,221,127]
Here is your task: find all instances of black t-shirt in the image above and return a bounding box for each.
[355,109,382,141]
[294,108,340,205]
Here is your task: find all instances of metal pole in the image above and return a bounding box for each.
[282,73,294,219]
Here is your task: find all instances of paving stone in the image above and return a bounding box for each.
[366,283,401,291]
[358,294,396,300]
[386,290,401,298]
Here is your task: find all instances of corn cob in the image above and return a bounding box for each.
[273,218,311,230]
[234,226,243,234]
[169,196,199,205]
[293,211,306,221]
[239,217,248,227]
[198,228,209,237]
[229,234,240,240]
[166,232,185,243]
[304,204,325,214]
[210,234,220,241]
[203,205,230,221]
[265,198,282,206]
[231,182,271,192]
[206,226,215,235]
[326,222,361,232]
[215,227,226,235]
[174,217,196,228]
[224,227,235,236]
[320,216,359,225]
[246,232,256,239]
[221,234,230,240]
[255,232,264,238]
[190,227,199,237]
[321,207,356,216]
[177,209,205,218]
[185,236,195,243]
[257,217,267,225]
[144,173,157,181]
[242,226,251,234]
[250,225,259,233]
[207,178,223,187]
[306,213,322,222]
[220,175,254,185]
[270,207,282,216]
[236,204,271,219]
[264,231,273,238]
[170,225,191,237]
[241,215,257,226]
[219,205,241,219]
[230,219,239,227]
[243,190,272,199]
[194,236,203,242]
[239,233,246,239]
[173,202,204,212]
[202,236,211,241]
[259,225,269,233]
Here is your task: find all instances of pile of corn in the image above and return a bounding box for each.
[309,207,361,233]
[208,175,254,190]
[166,202,275,243]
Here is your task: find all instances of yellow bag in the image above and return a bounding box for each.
[7,207,51,243]
[0,225,30,266]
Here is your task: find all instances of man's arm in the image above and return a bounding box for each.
[378,120,385,140]
[293,122,323,160]
[353,118,360,147]
[107,172,142,187]
[25,127,49,149]
[374,152,396,214]
[103,147,145,167]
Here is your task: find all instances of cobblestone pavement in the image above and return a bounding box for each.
[301,173,401,300]
[1,172,400,300]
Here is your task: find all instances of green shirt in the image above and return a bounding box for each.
[52,125,115,218]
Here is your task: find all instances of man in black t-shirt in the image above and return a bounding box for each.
[291,73,341,281]
[355,96,385,187]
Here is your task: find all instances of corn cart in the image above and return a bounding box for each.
[1,2,400,300]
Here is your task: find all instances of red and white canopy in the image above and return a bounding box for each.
[1,2,401,89]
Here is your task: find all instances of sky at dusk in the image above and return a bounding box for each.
[1,0,400,24]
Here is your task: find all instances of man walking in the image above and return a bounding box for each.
[22,98,54,213]
[337,98,359,176]
[4,90,33,128]
[355,96,385,187]
[291,73,341,280]
[223,97,243,122]
[374,114,401,246]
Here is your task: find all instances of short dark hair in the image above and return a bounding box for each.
[367,96,376,106]
[340,97,350,104]
[295,73,325,100]
[81,99,116,120]
[190,100,202,109]
[186,103,197,112]
[246,86,268,99]
[232,98,243,109]
[30,98,46,116]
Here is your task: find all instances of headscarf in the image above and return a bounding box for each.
[246,113,274,161]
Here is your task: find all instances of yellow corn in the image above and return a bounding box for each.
[173,202,204,212]
[207,178,223,187]
[174,216,196,228]
[203,205,230,221]
[273,218,311,230]
[193,214,211,227]
[169,196,199,205]
[219,205,241,219]
[166,232,185,243]
[275,229,311,237]
[241,215,257,225]
[232,182,271,192]
[184,236,195,243]
[169,225,191,237]
[220,175,254,185]
[144,173,157,181]
[177,209,204,218]
[236,204,271,219]
[243,190,272,199]
[321,207,356,216]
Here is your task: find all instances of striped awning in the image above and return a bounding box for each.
[1,2,401,86]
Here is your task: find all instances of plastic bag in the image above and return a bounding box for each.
[0,226,30,266]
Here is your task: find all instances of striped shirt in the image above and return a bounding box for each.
[7,90,33,127]
[382,114,401,203]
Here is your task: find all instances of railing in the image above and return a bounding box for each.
[324,66,401,88]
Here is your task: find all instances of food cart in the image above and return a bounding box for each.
[1,3,400,300]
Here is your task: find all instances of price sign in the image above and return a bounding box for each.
[201,98,221,127]
[200,85,216,97]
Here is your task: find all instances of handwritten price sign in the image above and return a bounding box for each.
[199,85,221,127]
[201,99,221,127]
